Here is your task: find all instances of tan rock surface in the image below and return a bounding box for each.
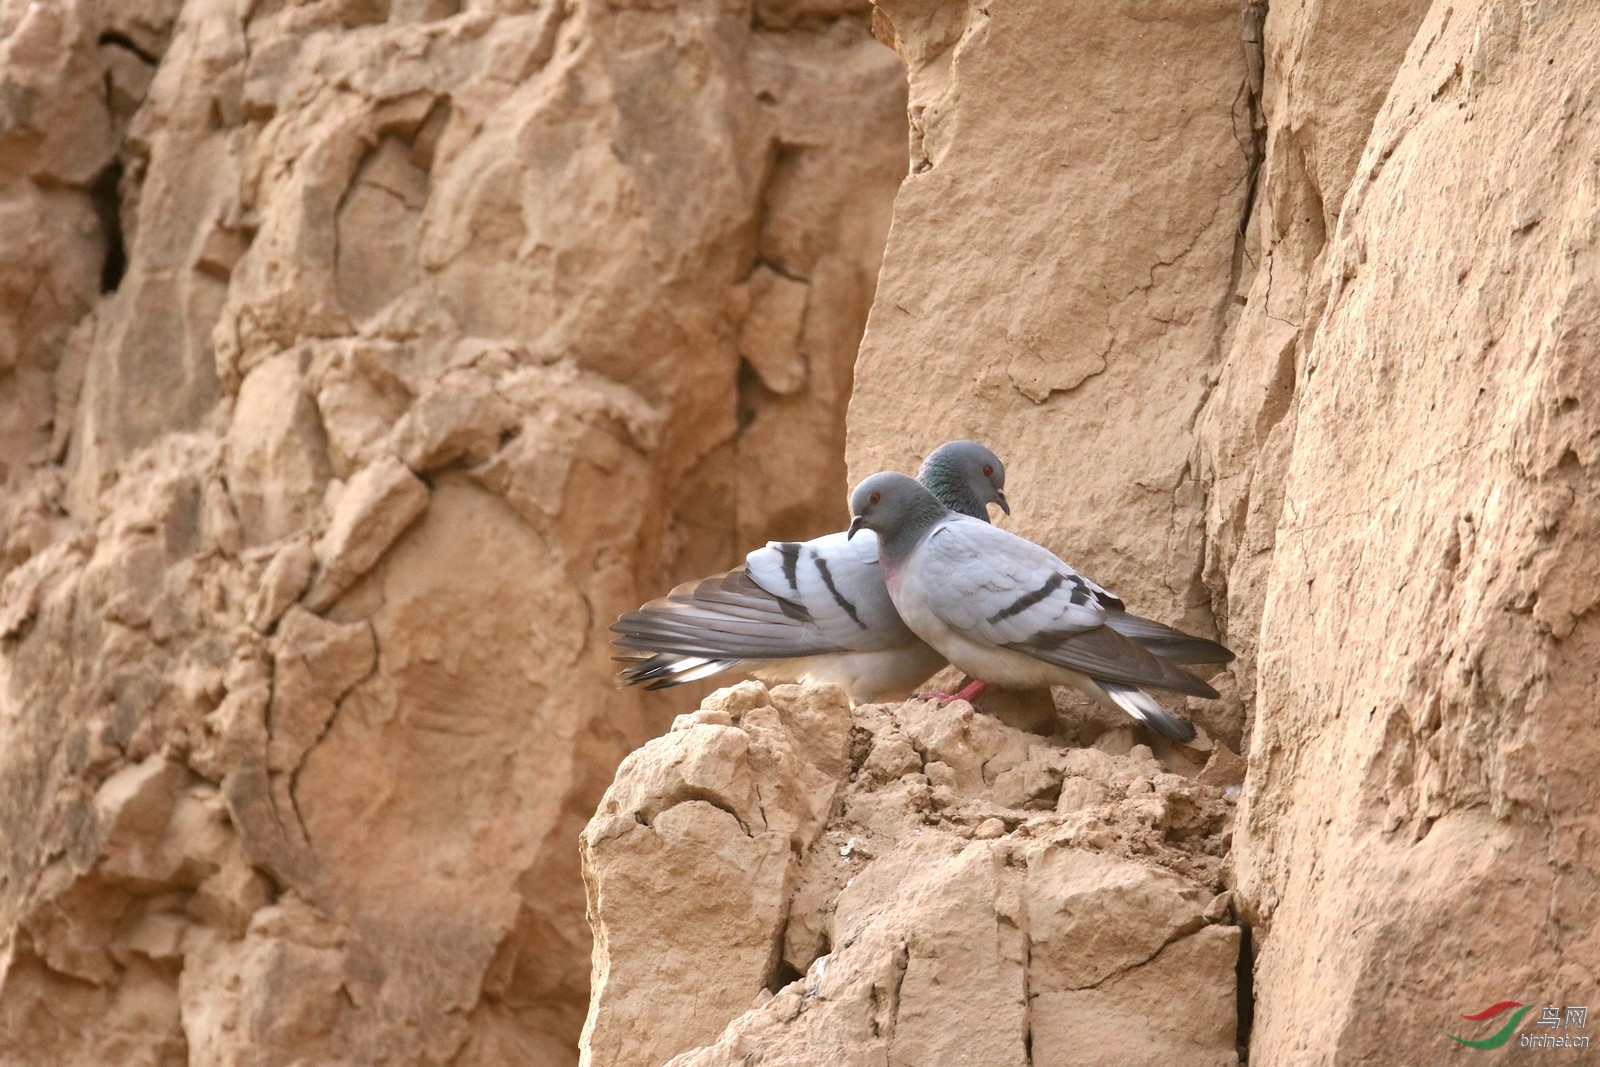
[581,682,853,1067]
[1197,0,1432,743]
[580,684,1239,1066]
[0,2,904,1064]
[1231,1,1600,1060]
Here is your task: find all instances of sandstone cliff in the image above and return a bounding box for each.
[0,1,903,1063]
[585,0,1600,1063]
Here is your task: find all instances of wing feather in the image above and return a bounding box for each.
[912,518,1108,642]
[745,531,910,645]
[611,570,845,659]
[1008,626,1219,698]
[1103,612,1235,664]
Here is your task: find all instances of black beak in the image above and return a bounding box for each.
[847,515,866,539]
[994,489,1010,516]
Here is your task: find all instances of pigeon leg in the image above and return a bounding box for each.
[915,675,993,706]
[952,678,993,703]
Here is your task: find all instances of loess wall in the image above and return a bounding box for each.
[0,0,904,1064]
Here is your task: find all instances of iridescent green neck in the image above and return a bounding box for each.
[919,458,986,519]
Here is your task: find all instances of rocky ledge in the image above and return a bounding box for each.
[580,681,1244,1067]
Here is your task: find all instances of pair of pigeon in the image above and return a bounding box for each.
[611,441,1231,741]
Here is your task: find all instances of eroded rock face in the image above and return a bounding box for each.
[826,0,1598,1060]
[581,682,854,1066]
[1230,1,1600,1060]
[581,682,1240,1066]
[0,1,904,1064]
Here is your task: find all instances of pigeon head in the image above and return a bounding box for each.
[847,472,949,556]
[919,440,1008,520]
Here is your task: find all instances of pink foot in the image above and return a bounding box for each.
[914,678,995,705]
[952,678,994,703]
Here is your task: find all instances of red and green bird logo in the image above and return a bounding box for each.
[1448,1001,1533,1049]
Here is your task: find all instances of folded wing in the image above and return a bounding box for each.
[1103,612,1235,664]
[915,517,1218,698]
[742,531,915,650]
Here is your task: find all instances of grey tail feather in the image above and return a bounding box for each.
[1100,682,1197,742]
[616,653,739,691]
[1104,612,1236,665]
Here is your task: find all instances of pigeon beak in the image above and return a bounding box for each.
[847,515,866,539]
[994,489,1010,516]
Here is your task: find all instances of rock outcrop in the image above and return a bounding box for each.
[581,682,1241,1067]
[0,1,904,1064]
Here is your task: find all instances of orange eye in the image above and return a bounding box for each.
[869,492,881,505]
[983,465,993,477]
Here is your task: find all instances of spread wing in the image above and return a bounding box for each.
[611,530,916,664]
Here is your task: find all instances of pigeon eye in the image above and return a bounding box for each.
[869,492,881,505]
[983,465,993,477]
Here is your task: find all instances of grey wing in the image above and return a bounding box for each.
[916,519,1111,641]
[916,519,1218,698]
[611,569,850,661]
[1013,625,1219,698]
[611,530,916,665]
[1070,569,1234,665]
[743,531,917,651]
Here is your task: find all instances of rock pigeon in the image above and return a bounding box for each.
[847,471,1228,741]
[610,441,1011,702]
